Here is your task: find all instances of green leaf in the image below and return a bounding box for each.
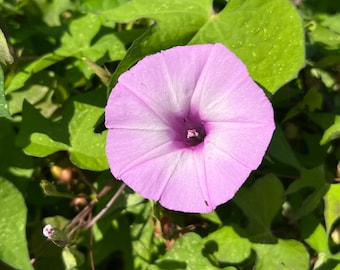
[79,0,130,13]
[16,90,108,171]
[324,183,340,234]
[33,0,75,26]
[323,14,340,33]
[73,33,126,79]
[0,67,11,119]
[5,53,65,94]
[310,68,338,89]
[306,112,335,130]
[300,217,338,270]
[190,0,305,93]
[155,232,218,270]
[233,174,284,242]
[200,211,222,226]
[105,0,304,94]
[16,101,69,156]
[43,216,69,230]
[286,166,329,222]
[321,115,340,145]
[62,246,85,270]
[253,239,309,269]
[308,14,340,49]
[267,127,301,170]
[310,25,340,48]
[130,203,159,269]
[0,118,33,191]
[286,166,325,194]
[284,88,323,121]
[57,12,126,72]
[292,185,329,223]
[57,13,102,56]
[296,132,328,168]
[7,81,56,117]
[0,28,13,65]
[6,13,125,93]
[102,0,212,87]
[93,215,133,269]
[300,215,329,254]
[203,226,252,264]
[0,177,33,270]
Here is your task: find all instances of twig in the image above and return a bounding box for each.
[86,183,126,228]
[89,212,95,270]
[64,180,117,231]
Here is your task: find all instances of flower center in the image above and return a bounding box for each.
[173,115,206,147]
[187,129,199,139]
[182,119,206,147]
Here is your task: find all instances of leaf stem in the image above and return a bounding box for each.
[86,183,126,228]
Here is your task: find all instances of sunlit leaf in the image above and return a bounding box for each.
[321,116,340,145]
[155,232,218,269]
[104,0,304,93]
[203,226,252,264]
[253,239,309,269]
[6,13,125,93]
[16,90,108,170]
[190,0,305,93]
[324,183,340,234]
[308,14,340,49]
[0,177,33,270]
[0,28,13,65]
[62,246,85,270]
[0,67,10,119]
[102,0,212,87]
[5,53,65,94]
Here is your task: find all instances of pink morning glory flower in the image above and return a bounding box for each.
[105,43,275,213]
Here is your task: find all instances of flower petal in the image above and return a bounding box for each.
[106,128,175,181]
[117,44,216,117]
[116,145,213,213]
[105,83,169,130]
[202,141,253,207]
[158,148,213,213]
[191,43,272,124]
[205,121,273,170]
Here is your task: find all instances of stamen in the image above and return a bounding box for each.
[187,129,199,139]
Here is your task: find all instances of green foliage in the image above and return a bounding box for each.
[203,226,252,264]
[0,29,12,119]
[104,0,304,93]
[0,67,11,119]
[16,90,108,170]
[324,184,340,234]
[234,174,284,242]
[0,177,33,270]
[102,0,212,87]
[190,0,305,93]
[155,233,218,269]
[253,239,309,269]
[1,0,340,269]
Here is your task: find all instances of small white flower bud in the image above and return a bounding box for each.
[43,224,56,239]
